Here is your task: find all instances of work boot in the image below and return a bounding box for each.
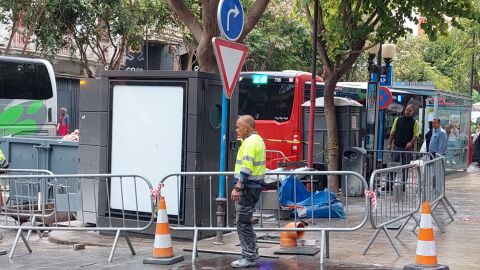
[231,258,256,268]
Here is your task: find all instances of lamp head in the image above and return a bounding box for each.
[382,44,396,59]
[367,43,381,55]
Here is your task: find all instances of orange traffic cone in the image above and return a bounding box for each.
[403,201,449,270]
[143,196,184,265]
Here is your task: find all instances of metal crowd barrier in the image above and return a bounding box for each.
[0,169,55,241]
[159,170,369,265]
[0,173,154,262]
[419,154,456,231]
[366,150,434,171]
[363,152,455,256]
[363,163,422,256]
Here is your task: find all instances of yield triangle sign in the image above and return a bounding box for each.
[212,37,248,99]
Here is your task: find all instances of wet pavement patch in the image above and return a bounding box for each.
[173,255,398,270]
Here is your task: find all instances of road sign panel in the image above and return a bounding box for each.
[217,0,244,41]
[212,37,248,99]
[379,86,392,109]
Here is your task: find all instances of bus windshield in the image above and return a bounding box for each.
[0,56,57,136]
[238,82,295,122]
[0,59,53,99]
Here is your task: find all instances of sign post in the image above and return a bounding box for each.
[214,0,247,245]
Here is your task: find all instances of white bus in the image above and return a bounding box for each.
[0,56,57,136]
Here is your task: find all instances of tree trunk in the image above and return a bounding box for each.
[324,78,340,192]
[474,81,480,92]
[21,2,47,55]
[196,33,218,73]
[5,18,19,55]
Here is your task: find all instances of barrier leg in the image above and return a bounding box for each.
[411,215,420,232]
[320,230,325,265]
[363,228,381,255]
[108,229,121,263]
[124,232,136,255]
[395,216,411,238]
[326,231,330,258]
[382,227,401,256]
[432,201,439,212]
[192,228,199,263]
[26,219,41,241]
[442,196,457,214]
[440,199,455,222]
[430,211,446,233]
[9,228,32,259]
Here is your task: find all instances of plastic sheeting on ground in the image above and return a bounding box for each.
[278,175,345,219]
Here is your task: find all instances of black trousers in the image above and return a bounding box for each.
[235,187,261,261]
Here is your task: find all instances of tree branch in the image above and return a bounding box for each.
[166,0,203,42]
[317,5,333,75]
[354,0,363,15]
[202,0,220,38]
[363,10,378,29]
[238,0,271,42]
[337,39,365,77]
[304,3,313,31]
[104,20,118,65]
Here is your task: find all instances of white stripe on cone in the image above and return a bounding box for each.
[416,240,436,256]
[154,234,173,249]
[420,214,433,228]
[157,209,168,223]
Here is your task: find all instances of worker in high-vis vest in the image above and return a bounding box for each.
[230,115,265,268]
[0,149,8,169]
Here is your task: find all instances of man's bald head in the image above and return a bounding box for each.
[236,115,256,139]
[238,115,256,129]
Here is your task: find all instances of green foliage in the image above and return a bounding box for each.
[244,1,313,71]
[298,0,480,80]
[1,0,170,70]
[473,91,480,103]
[395,35,453,88]
[395,17,480,95]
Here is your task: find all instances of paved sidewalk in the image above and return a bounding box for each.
[0,171,479,269]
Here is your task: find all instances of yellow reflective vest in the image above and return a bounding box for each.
[234,132,266,185]
[0,149,8,168]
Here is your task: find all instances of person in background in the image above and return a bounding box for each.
[230,115,265,268]
[473,125,480,166]
[448,125,459,142]
[57,107,70,136]
[425,121,433,152]
[387,104,421,165]
[428,118,448,156]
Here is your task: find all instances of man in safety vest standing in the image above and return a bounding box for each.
[231,115,265,268]
[387,104,421,164]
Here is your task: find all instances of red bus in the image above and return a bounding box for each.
[238,71,323,168]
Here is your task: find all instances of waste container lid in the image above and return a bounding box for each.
[302,97,363,107]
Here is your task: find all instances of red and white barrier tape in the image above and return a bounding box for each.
[151,183,164,200]
[364,190,377,210]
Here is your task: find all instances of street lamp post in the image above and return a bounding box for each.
[366,43,396,170]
